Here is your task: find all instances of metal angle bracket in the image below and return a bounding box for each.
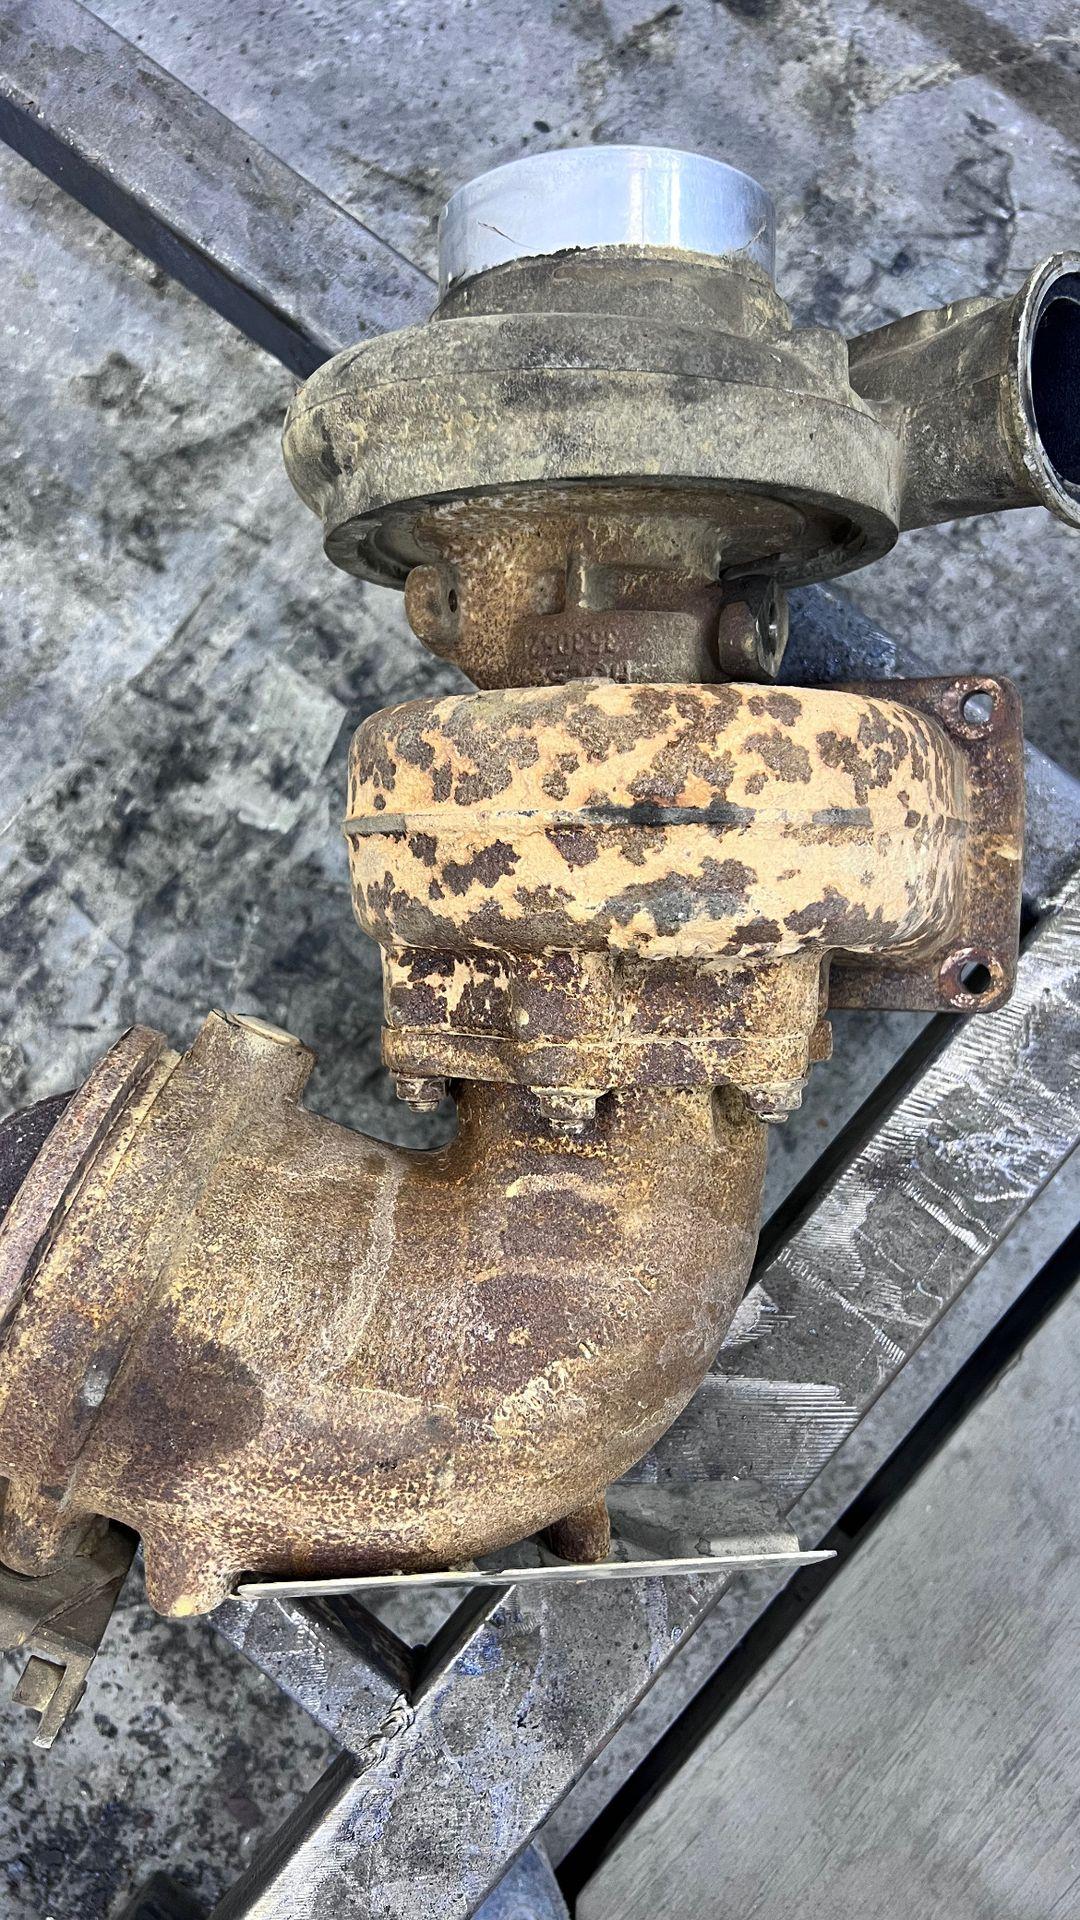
[234,1479,833,1600]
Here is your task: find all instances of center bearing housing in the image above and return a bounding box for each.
[0,146,1075,1640]
[286,149,898,689]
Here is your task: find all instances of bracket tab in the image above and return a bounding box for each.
[0,1524,135,1746]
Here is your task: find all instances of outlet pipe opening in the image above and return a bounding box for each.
[1027,270,1080,495]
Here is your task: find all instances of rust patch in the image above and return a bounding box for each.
[745,729,813,784]
[442,841,520,897]
[546,826,601,869]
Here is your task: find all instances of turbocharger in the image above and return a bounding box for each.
[0,146,1074,1624]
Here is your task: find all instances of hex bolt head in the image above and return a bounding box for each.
[715,580,788,682]
[394,1075,446,1113]
[754,582,789,676]
[743,1086,801,1125]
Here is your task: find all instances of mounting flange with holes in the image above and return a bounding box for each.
[829,676,1024,1013]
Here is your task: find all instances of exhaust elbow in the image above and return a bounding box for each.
[848,254,1080,531]
[0,1015,766,1614]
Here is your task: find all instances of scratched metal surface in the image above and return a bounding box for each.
[546,1138,1080,1864]
[581,1260,1080,1920]
[0,0,434,374]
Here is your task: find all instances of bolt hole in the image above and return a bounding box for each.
[961,687,995,727]
[941,948,1005,1005]
[958,957,994,996]
[447,588,459,614]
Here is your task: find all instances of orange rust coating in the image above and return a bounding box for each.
[346,680,970,967]
[0,1014,765,1616]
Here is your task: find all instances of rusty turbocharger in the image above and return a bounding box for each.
[1,147,1076,1622]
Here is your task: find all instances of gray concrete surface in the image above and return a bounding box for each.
[0,2,1078,1913]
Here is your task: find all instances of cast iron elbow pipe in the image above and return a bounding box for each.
[0,1013,765,1614]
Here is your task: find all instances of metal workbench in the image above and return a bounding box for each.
[0,5,1078,1916]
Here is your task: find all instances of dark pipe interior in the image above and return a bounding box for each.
[1030,277,1080,488]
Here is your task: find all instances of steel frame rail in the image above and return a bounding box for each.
[0,0,432,374]
[1,5,1078,1916]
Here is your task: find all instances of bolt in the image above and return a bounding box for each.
[744,1086,801,1125]
[536,1090,598,1131]
[808,1018,833,1064]
[715,579,788,682]
[394,1075,446,1113]
[754,584,789,675]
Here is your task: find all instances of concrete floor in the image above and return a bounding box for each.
[1,1,1078,1911]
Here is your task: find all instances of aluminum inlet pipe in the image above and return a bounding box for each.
[437,144,777,292]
